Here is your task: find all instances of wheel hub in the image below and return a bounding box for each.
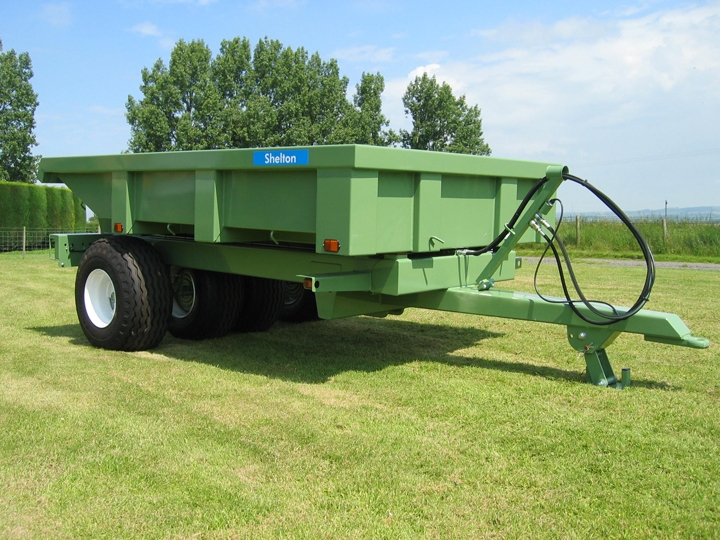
[171,268,196,319]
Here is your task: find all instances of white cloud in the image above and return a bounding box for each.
[405,5,719,136]
[464,5,719,153]
[406,63,440,79]
[334,45,395,63]
[383,3,720,211]
[131,22,163,37]
[40,2,71,27]
[405,63,468,93]
[130,22,175,50]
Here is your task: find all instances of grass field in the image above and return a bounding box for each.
[1,251,719,539]
[518,219,720,262]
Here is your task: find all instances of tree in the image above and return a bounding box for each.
[126,40,221,152]
[0,39,40,183]
[126,37,394,152]
[400,73,490,155]
[332,72,398,146]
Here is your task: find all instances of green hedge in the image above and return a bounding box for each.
[0,181,85,229]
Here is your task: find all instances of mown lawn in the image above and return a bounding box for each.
[1,251,718,539]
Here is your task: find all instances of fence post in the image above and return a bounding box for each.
[22,226,26,259]
[575,215,581,248]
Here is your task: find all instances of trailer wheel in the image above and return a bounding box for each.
[279,281,319,323]
[75,236,172,351]
[168,268,243,340]
[235,277,285,332]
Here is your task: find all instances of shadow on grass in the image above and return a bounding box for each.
[32,317,587,385]
[32,323,86,341]
[31,317,673,388]
[162,318,548,385]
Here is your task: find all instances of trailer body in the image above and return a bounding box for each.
[40,145,708,387]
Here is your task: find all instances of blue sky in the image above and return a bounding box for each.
[2,0,719,213]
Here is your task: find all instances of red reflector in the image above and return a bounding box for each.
[323,239,340,252]
[303,278,313,290]
[114,222,124,233]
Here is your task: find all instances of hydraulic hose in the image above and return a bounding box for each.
[458,169,655,325]
[531,173,656,325]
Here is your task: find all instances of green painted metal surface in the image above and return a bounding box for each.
[310,286,709,387]
[311,286,708,347]
[40,145,554,256]
[49,233,518,296]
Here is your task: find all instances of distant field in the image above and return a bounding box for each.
[520,218,720,261]
[1,251,718,539]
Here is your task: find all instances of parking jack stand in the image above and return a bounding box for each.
[567,326,624,388]
[584,348,618,387]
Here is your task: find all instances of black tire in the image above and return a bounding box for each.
[75,236,172,351]
[279,281,319,323]
[235,277,285,332]
[168,268,244,340]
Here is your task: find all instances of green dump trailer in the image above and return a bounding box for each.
[39,145,709,388]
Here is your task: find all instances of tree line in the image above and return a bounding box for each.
[0,39,40,183]
[1,36,491,183]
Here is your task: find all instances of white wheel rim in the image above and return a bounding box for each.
[84,269,116,328]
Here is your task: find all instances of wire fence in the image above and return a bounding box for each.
[0,226,100,254]
[568,213,720,223]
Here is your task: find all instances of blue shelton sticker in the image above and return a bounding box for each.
[253,149,309,166]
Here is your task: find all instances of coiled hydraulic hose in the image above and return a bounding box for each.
[458,171,656,325]
[531,173,656,325]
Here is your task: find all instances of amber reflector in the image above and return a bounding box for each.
[114,222,124,233]
[303,278,313,290]
[323,239,340,252]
